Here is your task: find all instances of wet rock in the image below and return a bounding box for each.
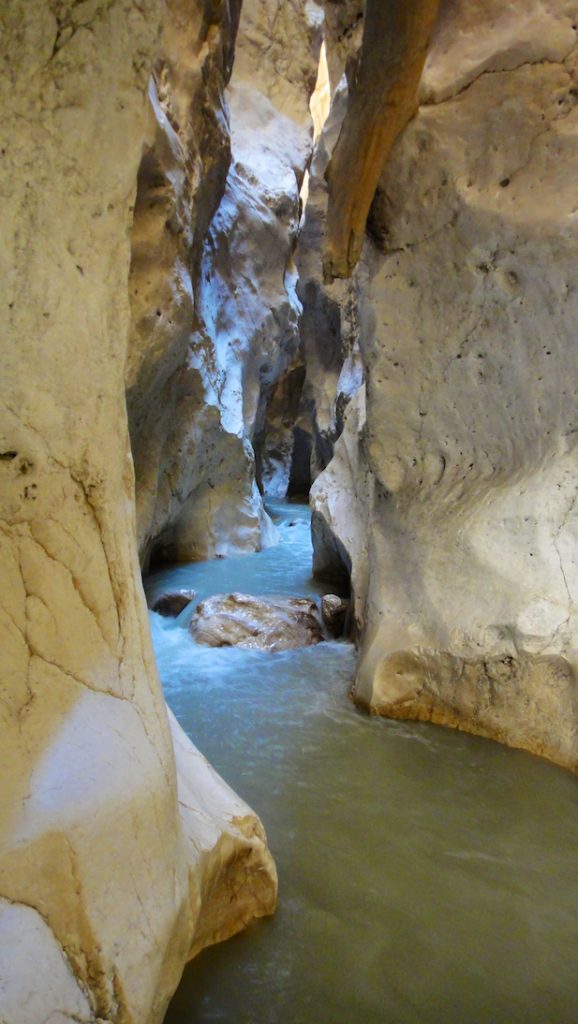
[321,594,350,638]
[150,590,196,617]
[190,593,323,651]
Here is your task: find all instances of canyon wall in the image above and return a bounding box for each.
[126,0,249,569]
[128,0,321,566]
[293,3,364,494]
[0,2,276,1022]
[311,0,578,769]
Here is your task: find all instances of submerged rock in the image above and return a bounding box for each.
[190,593,323,651]
[150,590,197,617]
[321,594,350,638]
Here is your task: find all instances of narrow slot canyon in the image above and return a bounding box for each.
[1,2,577,1024]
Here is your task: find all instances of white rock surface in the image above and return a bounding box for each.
[311,387,370,632]
[0,900,93,1024]
[205,0,322,505]
[421,0,578,102]
[311,1,578,768]
[0,2,276,1020]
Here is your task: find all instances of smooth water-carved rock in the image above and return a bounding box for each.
[151,590,197,617]
[312,0,578,769]
[190,593,323,651]
[203,0,322,507]
[0,2,276,1021]
[311,387,371,634]
[126,0,272,568]
[169,710,277,956]
[294,24,366,490]
[128,0,321,566]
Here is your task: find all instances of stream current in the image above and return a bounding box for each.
[147,501,578,1024]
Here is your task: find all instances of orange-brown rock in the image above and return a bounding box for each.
[324,0,440,279]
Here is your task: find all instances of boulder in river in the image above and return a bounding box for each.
[321,595,350,639]
[151,590,197,617]
[190,593,323,652]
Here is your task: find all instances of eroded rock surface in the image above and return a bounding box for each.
[128,0,322,566]
[311,0,578,769]
[295,64,364,487]
[126,0,266,568]
[190,593,323,651]
[0,2,276,1021]
[324,0,441,279]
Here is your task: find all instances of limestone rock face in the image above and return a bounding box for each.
[128,0,321,566]
[169,710,277,957]
[0,2,276,1021]
[295,72,364,486]
[312,0,578,769]
[126,0,265,569]
[311,387,370,635]
[204,0,322,506]
[190,593,323,651]
[323,0,441,280]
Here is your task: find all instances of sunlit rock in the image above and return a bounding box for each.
[190,593,323,651]
[0,1,277,1020]
[295,52,364,486]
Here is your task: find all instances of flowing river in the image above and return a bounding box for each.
[146,501,578,1024]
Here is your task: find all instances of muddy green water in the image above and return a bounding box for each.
[147,502,578,1024]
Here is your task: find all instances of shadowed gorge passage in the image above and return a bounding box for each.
[1,1,577,1021]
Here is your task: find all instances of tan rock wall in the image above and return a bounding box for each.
[128,0,322,564]
[311,0,578,769]
[127,0,249,567]
[295,41,364,487]
[0,2,276,1020]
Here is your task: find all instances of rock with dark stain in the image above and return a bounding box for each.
[321,594,350,638]
[189,593,323,651]
[151,590,196,617]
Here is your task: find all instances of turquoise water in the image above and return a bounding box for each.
[148,502,578,1024]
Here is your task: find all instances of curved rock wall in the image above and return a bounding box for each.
[311,0,578,769]
[128,0,321,566]
[127,0,249,568]
[0,2,276,1021]
[294,11,364,488]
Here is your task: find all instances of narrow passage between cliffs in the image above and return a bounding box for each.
[145,501,577,1024]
